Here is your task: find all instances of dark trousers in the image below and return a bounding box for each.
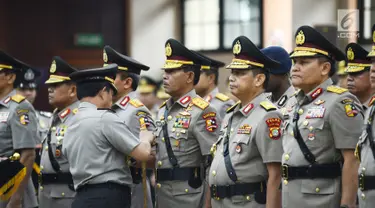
[72,182,131,208]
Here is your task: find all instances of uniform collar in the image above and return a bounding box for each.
[235,93,268,117]
[296,78,332,105]
[114,91,137,108]
[204,87,219,103]
[0,90,17,108]
[276,86,295,107]
[57,101,80,122]
[166,89,196,109]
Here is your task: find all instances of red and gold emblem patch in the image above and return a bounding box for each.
[203,112,217,132]
[265,118,282,140]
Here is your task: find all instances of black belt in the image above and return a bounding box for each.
[210,182,264,199]
[39,173,73,185]
[156,167,200,182]
[359,174,375,191]
[76,182,130,193]
[282,162,341,180]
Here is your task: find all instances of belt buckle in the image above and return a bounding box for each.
[38,173,42,185]
[359,173,365,191]
[211,185,220,200]
[282,165,288,179]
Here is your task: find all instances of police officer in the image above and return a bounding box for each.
[154,39,220,208]
[138,76,159,120]
[16,67,52,141]
[356,24,375,208]
[16,67,51,192]
[38,56,79,208]
[193,51,234,120]
[62,64,154,208]
[0,51,39,208]
[208,36,283,208]
[282,25,363,208]
[345,43,373,111]
[261,47,295,107]
[103,45,154,208]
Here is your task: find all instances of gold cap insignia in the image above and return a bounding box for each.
[103,50,108,63]
[347,47,354,61]
[295,30,305,45]
[233,40,241,55]
[165,43,172,57]
[373,30,375,43]
[50,60,56,73]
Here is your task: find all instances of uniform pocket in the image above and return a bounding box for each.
[171,181,202,196]
[300,119,326,147]
[300,178,335,195]
[170,133,188,152]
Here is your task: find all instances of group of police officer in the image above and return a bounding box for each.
[1,24,375,208]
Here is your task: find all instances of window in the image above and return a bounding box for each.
[181,0,263,51]
[358,0,375,44]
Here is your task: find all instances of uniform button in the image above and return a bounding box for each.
[309,126,313,131]
[172,128,176,132]
[181,130,186,134]
[156,183,161,188]
[40,166,44,170]
[160,116,164,120]
[45,146,48,150]
[290,131,294,136]
[161,137,165,142]
[167,116,172,121]
[61,192,65,196]
[39,186,43,191]
[214,197,220,201]
[362,193,366,200]
[283,180,288,185]
[246,195,251,201]
[303,120,309,126]
[176,133,180,137]
[315,187,320,193]
[185,189,189,193]
[230,128,234,133]
[157,161,162,167]
[298,109,303,115]
[362,167,366,173]
[212,170,216,176]
[51,127,56,131]
[284,154,290,161]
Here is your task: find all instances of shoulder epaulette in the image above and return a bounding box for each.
[11,94,25,103]
[215,93,230,102]
[39,111,52,118]
[159,101,167,109]
[260,101,277,111]
[192,97,209,110]
[129,99,144,108]
[226,101,241,113]
[327,85,348,94]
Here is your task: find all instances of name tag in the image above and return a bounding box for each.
[306,106,325,119]
[0,112,9,122]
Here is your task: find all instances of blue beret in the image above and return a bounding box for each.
[261,46,292,74]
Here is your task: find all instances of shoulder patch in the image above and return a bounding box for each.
[327,85,348,94]
[39,111,52,118]
[260,101,277,111]
[192,97,209,110]
[215,93,230,102]
[226,101,241,113]
[129,99,144,108]
[159,101,167,109]
[11,94,26,103]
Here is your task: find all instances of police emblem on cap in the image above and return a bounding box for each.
[165,43,172,57]
[233,40,241,55]
[50,60,56,73]
[24,69,35,81]
[103,50,108,63]
[347,47,354,61]
[295,30,305,45]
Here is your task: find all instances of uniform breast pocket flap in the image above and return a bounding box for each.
[233,134,251,146]
[170,133,188,152]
